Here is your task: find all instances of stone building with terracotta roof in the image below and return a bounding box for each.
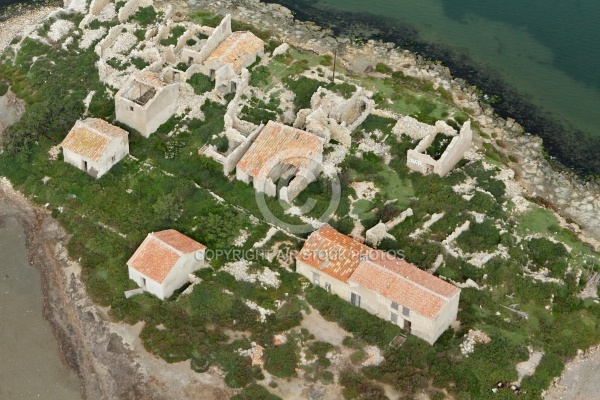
[60,118,129,178]
[127,230,207,300]
[181,14,264,93]
[296,226,460,344]
[115,70,180,137]
[236,121,325,202]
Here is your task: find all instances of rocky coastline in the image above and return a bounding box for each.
[184,0,600,247]
[0,0,599,398]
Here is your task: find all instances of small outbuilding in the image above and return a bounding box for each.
[115,71,180,137]
[60,118,129,178]
[127,229,207,300]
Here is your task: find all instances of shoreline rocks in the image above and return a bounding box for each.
[183,0,600,247]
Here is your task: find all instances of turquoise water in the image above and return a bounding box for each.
[266,0,600,175]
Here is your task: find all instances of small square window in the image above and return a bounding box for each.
[402,307,410,317]
[129,106,134,111]
[325,283,331,292]
[391,301,398,311]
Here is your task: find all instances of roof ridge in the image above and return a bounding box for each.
[360,256,453,301]
[150,232,185,257]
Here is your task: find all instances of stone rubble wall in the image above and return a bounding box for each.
[118,0,152,23]
[223,124,264,175]
[436,121,472,177]
[95,24,123,57]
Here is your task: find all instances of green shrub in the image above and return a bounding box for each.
[131,6,158,26]
[339,369,388,400]
[231,384,282,400]
[160,25,185,46]
[306,286,400,348]
[187,73,213,95]
[456,219,500,253]
[0,81,9,96]
[264,340,298,378]
[527,237,568,274]
[189,11,223,27]
[283,76,322,111]
[131,57,149,70]
[375,63,392,74]
[250,65,271,87]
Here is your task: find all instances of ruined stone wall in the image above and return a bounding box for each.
[95,24,123,57]
[393,116,456,141]
[406,150,436,175]
[224,124,263,175]
[89,0,109,17]
[436,121,472,177]
[118,0,152,23]
[190,14,231,65]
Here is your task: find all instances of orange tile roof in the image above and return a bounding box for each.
[237,121,324,180]
[127,230,206,284]
[153,229,207,254]
[206,31,264,71]
[297,226,460,319]
[297,225,370,282]
[350,261,448,319]
[61,118,128,161]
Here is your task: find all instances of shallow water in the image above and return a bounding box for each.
[0,216,82,400]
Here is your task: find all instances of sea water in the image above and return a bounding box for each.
[0,216,82,400]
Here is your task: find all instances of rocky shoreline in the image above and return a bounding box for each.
[0,178,233,399]
[183,0,600,246]
[0,1,599,398]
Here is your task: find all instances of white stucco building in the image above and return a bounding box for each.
[115,71,180,137]
[296,226,461,345]
[127,229,207,300]
[60,118,129,178]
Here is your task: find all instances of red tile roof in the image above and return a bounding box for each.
[61,118,128,161]
[236,121,324,180]
[206,31,264,72]
[297,226,460,319]
[127,230,206,284]
[297,225,370,282]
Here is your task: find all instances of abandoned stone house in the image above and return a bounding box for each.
[115,71,180,137]
[296,226,460,344]
[127,229,207,300]
[60,118,129,178]
[294,87,375,147]
[406,120,472,177]
[236,121,325,202]
[181,14,264,93]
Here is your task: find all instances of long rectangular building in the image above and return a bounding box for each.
[296,225,460,344]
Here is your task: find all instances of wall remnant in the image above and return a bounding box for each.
[406,121,472,177]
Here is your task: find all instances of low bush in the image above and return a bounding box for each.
[456,219,500,253]
[306,286,400,348]
[187,73,213,95]
[131,6,158,26]
[264,340,298,378]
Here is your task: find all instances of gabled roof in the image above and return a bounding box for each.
[297,226,460,319]
[127,230,206,284]
[236,121,324,180]
[206,31,264,72]
[61,118,128,161]
[297,225,370,283]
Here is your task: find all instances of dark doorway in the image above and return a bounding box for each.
[403,319,411,333]
[82,160,88,172]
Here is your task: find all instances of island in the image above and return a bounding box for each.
[1,0,600,399]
